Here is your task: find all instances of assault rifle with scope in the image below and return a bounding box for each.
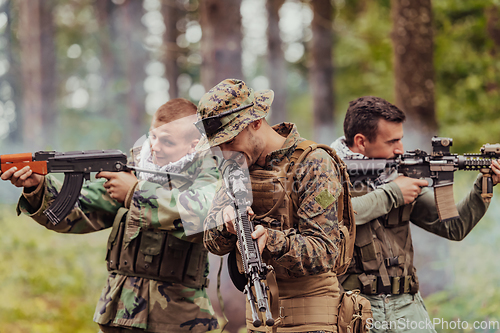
[0,150,184,225]
[344,137,500,221]
[220,158,274,328]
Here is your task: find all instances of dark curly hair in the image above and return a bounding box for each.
[343,96,406,147]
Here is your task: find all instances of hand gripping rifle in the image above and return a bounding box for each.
[221,159,275,327]
[1,150,182,226]
[344,137,500,221]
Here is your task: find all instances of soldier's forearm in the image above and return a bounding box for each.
[411,175,488,241]
[264,217,338,276]
[351,182,403,225]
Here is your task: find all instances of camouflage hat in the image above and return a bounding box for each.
[195,78,274,149]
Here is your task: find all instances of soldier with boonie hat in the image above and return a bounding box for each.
[198,78,351,332]
[195,78,274,150]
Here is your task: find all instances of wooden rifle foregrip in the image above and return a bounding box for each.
[0,153,48,174]
[434,185,459,221]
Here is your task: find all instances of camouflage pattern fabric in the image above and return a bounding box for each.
[17,151,220,333]
[204,123,342,278]
[196,78,274,149]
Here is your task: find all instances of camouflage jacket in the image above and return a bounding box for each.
[17,150,220,333]
[204,123,342,278]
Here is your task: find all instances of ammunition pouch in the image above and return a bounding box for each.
[381,204,413,228]
[337,290,372,333]
[106,208,209,289]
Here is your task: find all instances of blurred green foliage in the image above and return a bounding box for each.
[286,0,500,152]
[434,0,500,152]
[0,205,109,333]
[423,172,500,332]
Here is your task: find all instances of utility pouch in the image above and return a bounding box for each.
[355,225,380,272]
[184,243,209,289]
[106,211,209,289]
[159,234,190,284]
[337,290,373,333]
[136,229,167,276]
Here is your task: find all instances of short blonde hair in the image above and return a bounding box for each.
[153,98,199,142]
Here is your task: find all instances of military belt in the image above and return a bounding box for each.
[109,270,209,289]
[342,274,416,295]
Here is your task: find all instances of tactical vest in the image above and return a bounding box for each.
[105,149,209,290]
[251,140,355,277]
[245,140,355,330]
[341,183,419,295]
[106,209,209,289]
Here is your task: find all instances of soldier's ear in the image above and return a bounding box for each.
[249,119,263,131]
[352,133,368,154]
[188,138,199,154]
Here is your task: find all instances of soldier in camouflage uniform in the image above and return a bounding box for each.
[195,79,344,332]
[330,96,500,333]
[1,99,219,333]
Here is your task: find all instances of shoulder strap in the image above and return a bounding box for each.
[289,140,356,275]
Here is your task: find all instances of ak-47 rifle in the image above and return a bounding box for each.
[221,158,274,328]
[344,137,500,221]
[1,150,181,225]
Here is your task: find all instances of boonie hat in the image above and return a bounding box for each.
[195,78,274,149]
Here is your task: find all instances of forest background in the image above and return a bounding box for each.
[0,0,500,332]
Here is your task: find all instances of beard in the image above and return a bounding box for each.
[247,130,265,167]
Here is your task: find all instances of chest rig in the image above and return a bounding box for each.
[342,183,419,295]
[105,153,209,290]
[250,140,355,278]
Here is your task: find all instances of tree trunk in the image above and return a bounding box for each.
[391,0,447,298]
[486,5,500,49]
[485,5,500,93]
[309,0,335,144]
[199,0,243,89]
[391,0,437,150]
[18,0,56,149]
[199,6,245,332]
[94,0,119,118]
[115,0,148,148]
[267,0,286,126]
[3,0,22,145]
[161,0,185,99]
